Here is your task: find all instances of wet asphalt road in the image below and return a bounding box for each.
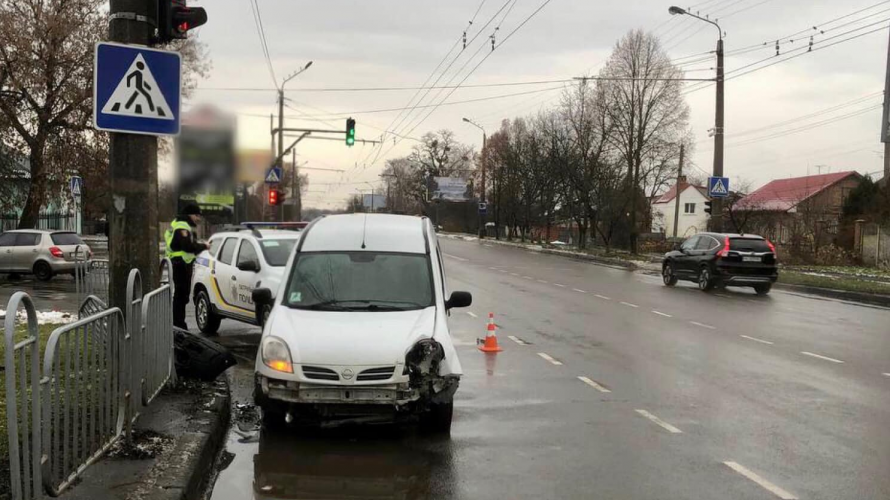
[0,274,80,312]
[199,237,890,500]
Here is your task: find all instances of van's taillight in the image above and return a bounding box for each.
[49,246,64,259]
[717,236,730,257]
[767,240,776,254]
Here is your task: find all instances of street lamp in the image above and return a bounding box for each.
[276,61,313,221]
[669,6,724,230]
[462,117,487,239]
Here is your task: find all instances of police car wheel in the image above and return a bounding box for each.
[195,290,221,335]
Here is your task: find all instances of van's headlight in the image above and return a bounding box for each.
[261,337,293,374]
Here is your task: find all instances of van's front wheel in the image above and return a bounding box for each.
[420,402,453,435]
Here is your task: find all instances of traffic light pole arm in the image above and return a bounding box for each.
[272,132,310,167]
[272,127,346,135]
[285,135,381,145]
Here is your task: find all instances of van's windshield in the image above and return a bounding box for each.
[285,252,434,311]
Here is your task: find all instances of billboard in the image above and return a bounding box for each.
[237,149,273,183]
[176,106,236,223]
[432,177,470,202]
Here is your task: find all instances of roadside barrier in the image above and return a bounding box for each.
[74,246,109,318]
[477,312,504,353]
[4,265,176,499]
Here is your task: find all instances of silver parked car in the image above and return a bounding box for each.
[0,230,92,281]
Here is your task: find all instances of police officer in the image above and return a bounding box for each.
[166,204,209,329]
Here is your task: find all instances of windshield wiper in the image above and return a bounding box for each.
[335,300,426,311]
[292,299,349,311]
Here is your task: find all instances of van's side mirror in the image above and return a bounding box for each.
[445,291,472,309]
[252,287,273,326]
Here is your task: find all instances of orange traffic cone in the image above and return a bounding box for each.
[477,312,503,353]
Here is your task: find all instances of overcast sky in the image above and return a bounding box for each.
[186,0,890,208]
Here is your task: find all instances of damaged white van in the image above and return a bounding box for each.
[252,214,472,433]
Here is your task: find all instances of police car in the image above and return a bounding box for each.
[191,223,306,334]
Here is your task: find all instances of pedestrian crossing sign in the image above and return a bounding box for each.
[93,42,181,136]
[708,176,730,198]
[265,166,282,184]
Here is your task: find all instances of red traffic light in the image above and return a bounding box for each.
[158,0,208,43]
[269,189,280,206]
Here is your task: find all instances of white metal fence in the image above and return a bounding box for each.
[4,262,175,499]
[74,246,109,317]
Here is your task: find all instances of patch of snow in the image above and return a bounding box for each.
[0,309,77,325]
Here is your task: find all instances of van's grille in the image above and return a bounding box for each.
[356,366,395,381]
[302,365,339,381]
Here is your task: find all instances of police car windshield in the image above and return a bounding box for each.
[285,252,434,311]
[259,239,297,266]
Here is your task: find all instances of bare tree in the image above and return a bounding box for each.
[598,29,690,253]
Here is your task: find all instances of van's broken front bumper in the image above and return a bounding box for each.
[258,376,420,405]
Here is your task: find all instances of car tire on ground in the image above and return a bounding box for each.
[420,401,453,435]
[698,266,715,291]
[33,261,53,281]
[754,283,772,295]
[662,262,678,286]
[195,290,222,335]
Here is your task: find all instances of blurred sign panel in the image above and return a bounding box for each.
[176,106,236,223]
[433,177,469,202]
[237,149,272,183]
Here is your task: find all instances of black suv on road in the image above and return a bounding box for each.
[662,232,778,295]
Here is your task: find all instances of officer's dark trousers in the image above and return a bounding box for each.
[172,258,193,329]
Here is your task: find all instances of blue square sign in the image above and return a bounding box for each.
[708,176,730,198]
[93,42,182,136]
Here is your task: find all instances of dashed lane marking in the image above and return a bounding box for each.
[652,310,672,318]
[537,279,549,284]
[443,253,468,262]
[572,288,587,293]
[723,461,798,499]
[883,373,890,377]
[634,410,682,434]
[801,351,844,364]
[690,321,716,330]
[523,276,534,280]
[510,273,520,276]
[466,311,478,318]
[483,244,493,248]
[554,283,566,287]
[488,267,497,270]
[537,352,563,366]
[594,294,611,300]
[620,301,639,308]
[740,335,773,345]
[508,335,528,345]
[578,376,611,393]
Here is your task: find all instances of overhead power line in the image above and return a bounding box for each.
[195,78,578,93]
[247,0,276,86]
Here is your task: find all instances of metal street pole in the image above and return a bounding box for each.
[669,6,723,231]
[365,182,376,212]
[463,117,487,238]
[277,61,312,222]
[881,26,890,179]
[108,0,160,309]
[673,144,684,239]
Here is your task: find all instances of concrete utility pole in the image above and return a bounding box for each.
[463,117,487,238]
[277,62,312,222]
[108,0,159,309]
[881,25,890,180]
[669,6,723,231]
[673,144,684,239]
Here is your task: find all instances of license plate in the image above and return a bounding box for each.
[742,256,761,262]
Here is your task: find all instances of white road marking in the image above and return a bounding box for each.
[553,283,566,287]
[883,373,890,377]
[620,301,639,308]
[634,409,682,434]
[537,352,563,366]
[488,267,497,270]
[510,273,520,276]
[801,351,844,364]
[723,461,798,499]
[443,253,468,262]
[523,276,534,280]
[508,335,528,345]
[466,311,478,318]
[483,244,493,248]
[740,335,773,345]
[651,310,672,318]
[572,288,587,293]
[537,279,549,284]
[594,294,611,300]
[578,376,611,393]
[690,321,716,330]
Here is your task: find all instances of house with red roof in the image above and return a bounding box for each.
[733,171,862,245]
[651,176,710,237]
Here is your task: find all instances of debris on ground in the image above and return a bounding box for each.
[107,430,174,460]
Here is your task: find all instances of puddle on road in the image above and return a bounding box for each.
[209,368,458,500]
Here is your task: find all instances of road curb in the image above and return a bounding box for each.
[60,375,231,500]
[773,282,890,308]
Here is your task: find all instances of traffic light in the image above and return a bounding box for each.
[346,118,356,147]
[158,0,208,43]
[269,189,279,206]
[704,200,713,214]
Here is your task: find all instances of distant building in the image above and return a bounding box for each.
[650,176,710,238]
[0,148,77,232]
[735,171,861,246]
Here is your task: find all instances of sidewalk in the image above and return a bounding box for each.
[59,377,230,500]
